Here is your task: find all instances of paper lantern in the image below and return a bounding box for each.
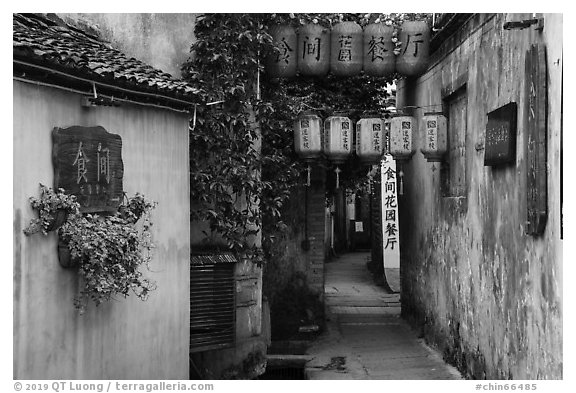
[421,113,447,162]
[363,23,395,77]
[330,21,363,76]
[294,111,323,186]
[396,20,430,77]
[389,115,416,161]
[294,111,322,162]
[356,115,385,164]
[324,115,352,163]
[267,25,298,78]
[324,114,353,188]
[298,24,330,76]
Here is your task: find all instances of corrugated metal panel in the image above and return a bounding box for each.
[190,262,235,353]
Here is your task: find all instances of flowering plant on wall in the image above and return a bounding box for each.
[23,184,80,235]
[23,184,157,313]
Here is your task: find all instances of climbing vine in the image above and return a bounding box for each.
[182,13,430,260]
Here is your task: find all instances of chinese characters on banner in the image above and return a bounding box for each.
[52,126,124,214]
[381,154,400,269]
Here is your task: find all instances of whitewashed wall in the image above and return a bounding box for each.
[13,81,190,379]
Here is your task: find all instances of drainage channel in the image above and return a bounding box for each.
[258,341,311,380]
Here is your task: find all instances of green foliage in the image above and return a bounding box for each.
[23,183,79,235]
[24,184,157,313]
[268,12,431,28]
[183,13,428,259]
[183,14,273,257]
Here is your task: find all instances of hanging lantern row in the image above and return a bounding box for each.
[267,20,430,79]
[294,111,419,187]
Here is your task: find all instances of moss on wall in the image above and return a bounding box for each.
[397,13,562,380]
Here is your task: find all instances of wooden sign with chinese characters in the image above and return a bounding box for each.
[381,155,399,269]
[484,102,517,166]
[525,44,548,236]
[52,126,124,213]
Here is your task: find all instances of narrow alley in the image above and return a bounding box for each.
[305,252,462,380]
[13,12,563,383]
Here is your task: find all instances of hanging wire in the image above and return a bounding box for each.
[396,103,445,111]
[191,104,197,130]
[294,103,445,115]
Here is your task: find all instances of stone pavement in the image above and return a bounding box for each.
[305,252,463,380]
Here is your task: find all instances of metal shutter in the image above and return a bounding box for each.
[190,257,236,352]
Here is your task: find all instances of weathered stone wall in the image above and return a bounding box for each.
[396,13,562,379]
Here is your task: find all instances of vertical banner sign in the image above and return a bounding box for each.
[381,154,399,269]
[52,126,124,214]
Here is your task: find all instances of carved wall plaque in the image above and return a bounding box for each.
[52,126,123,214]
[484,102,517,166]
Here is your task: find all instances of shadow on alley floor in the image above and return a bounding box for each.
[304,252,463,380]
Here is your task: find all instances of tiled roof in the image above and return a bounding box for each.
[13,13,199,105]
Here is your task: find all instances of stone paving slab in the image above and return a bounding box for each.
[305,252,462,380]
[329,306,402,315]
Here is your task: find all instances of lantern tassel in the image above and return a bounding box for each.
[335,166,342,189]
[306,164,311,187]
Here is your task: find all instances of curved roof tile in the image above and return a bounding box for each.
[13,13,200,103]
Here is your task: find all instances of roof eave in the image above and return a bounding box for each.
[14,53,201,112]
